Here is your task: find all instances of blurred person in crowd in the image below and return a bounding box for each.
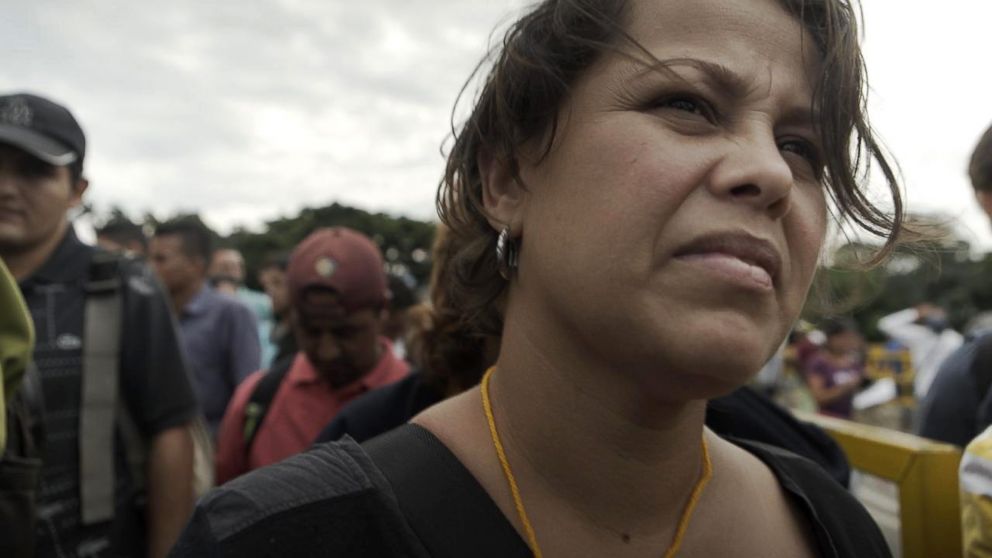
[917,123,992,447]
[314,225,497,444]
[150,220,261,434]
[174,0,895,555]
[0,92,196,558]
[257,251,296,364]
[961,424,992,556]
[95,217,147,257]
[786,321,821,372]
[209,247,277,366]
[383,274,418,359]
[803,318,865,419]
[214,227,409,484]
[877,303,962,399]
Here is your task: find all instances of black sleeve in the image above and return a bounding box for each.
[118,260,199,436]
[170,440,426,557]
[168,506,223,558]
[315,413,351,444]
[735,439,893,558]
[314,373,439,445]
[916,339,984,447]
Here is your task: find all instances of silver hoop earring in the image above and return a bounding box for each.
[495,226,519,280]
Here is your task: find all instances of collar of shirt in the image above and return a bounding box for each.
[18,227,91,289]
[288,337,405,398]
[182,283,214,318]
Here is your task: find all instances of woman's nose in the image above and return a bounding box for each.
[707,133,794,219]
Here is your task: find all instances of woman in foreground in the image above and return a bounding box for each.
[172,0,900,555]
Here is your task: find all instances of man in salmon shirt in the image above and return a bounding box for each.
[215,227,410,483]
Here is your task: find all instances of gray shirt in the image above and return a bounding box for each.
[178,284,261,433]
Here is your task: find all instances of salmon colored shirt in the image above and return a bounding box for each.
[215,339,409,484]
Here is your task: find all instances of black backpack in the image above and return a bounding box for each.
[241,354,297,455]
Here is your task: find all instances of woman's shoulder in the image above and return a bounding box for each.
[731,437,893,558]
[170,437,426,557]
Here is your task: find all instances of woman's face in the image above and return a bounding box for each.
[507,0,828,398]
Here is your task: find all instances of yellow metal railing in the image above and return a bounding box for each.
[795,411,962,558]
[865,343,915,402]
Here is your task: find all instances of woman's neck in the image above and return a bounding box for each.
[414,294,722,553]
[489,324,710,542]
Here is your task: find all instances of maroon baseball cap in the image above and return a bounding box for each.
[287,227,388,313]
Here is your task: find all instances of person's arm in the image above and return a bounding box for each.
[147,424,195,558]
[877,307,932,348]
[118,262,200,557]
[227,303,262,388]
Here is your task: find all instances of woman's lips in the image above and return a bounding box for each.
[675,252,774,291]
[0,207,24,222]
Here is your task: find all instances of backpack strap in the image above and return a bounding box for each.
[79,251,123,525]
[363,423,530,558]
[242,355,295,456]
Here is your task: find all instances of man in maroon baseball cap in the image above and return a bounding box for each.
[215,227,410,483]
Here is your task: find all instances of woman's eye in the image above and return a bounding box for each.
[657,96,712,118]
[779,138,824,176]
[665,97,704,115]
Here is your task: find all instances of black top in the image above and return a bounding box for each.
[19,228,199,558]
[316,371,851,486]
[916,331,992,446]
[173,424,890,558]
[315,370,441,444]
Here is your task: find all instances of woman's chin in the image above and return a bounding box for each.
[627,342,773,403]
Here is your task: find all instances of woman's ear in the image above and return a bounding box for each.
[479,149,527,234]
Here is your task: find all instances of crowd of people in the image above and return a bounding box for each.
[3,0,992,556]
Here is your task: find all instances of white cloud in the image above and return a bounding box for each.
[2,0,991,252]
[861,0,992,249]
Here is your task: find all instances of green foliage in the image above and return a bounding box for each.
[107,203,436,290]
[805,234,992,341]
[225,203,435,289]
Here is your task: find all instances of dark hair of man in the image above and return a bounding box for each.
[259,251,290,272]
[68,160,83,185]
[154,218,213,264]
[437,0,906,337]
[969,124,992,193]
[820,317,859,338]
[96,218,147,250]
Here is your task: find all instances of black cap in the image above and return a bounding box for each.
[0,93,85,166]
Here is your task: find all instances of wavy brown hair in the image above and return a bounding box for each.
[406,225,496,395]
[437,0,904,337]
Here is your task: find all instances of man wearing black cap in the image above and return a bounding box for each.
[0,92,198,558]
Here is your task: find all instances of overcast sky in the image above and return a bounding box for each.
[4,1,992,250]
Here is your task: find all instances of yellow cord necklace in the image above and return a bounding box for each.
[480,366,713,558]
